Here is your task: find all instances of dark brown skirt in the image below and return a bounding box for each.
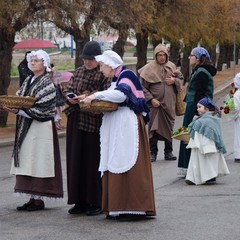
[14,121,64,199]
[102,114,156,216]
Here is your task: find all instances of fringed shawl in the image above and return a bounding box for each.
[13,73,56,167]
[115,68,150,123]
[188,112,226,154]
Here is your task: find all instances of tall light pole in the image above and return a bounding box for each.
[233,26,236,76]
[70,35,74,58]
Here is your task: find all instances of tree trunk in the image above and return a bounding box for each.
[135,29,148,72]
[73,24,91,68]
[217,42,233,71]
[0,30,15,127]
[112,28,128,58]
[169,41,180,67]
[181,45,193,84]
[74,37,90,68]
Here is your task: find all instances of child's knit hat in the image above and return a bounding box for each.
[198,97,219,111]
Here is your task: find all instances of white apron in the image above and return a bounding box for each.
[10,120,55,178]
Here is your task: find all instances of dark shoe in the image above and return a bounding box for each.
[235,158,240,163]
[106,214,117,220]
[185,179,195,185]
[68,204,87,214]
[150,153,157,162]
[164,152,177,161]
[16,199,35,211]
[86,206,102,216]
[26,200,45,211]
[206,177,216,184]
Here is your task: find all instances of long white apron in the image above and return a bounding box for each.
[10,120,55,178]
[98,106,139,175]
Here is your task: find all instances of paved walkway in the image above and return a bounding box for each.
[0,64,239,147]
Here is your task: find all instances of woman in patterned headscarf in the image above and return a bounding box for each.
[2,50,63,211]
[177,46,217,177]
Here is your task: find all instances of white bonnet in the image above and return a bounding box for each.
[234,72,240,89]
[95,50,123,69]
[27,50,51,72]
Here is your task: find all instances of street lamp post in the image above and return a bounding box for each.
[70,35,74,58]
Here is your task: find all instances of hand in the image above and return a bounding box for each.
[74,94,86,100]
[192,115,199,120]
[68,94,86,105]
[68,98,79,104]
[165,74,175,85]
[2,105,19,114]
[151,98,161,108]
[81,94,96,107]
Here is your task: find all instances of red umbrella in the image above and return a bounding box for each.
[13,39,57,49]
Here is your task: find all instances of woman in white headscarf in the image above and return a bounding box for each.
[2,50,63,211]
[79,50,156,220]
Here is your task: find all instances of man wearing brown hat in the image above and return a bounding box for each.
[63,41,111,215]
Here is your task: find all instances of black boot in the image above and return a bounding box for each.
[150,153,157,162]
[164,152,177,161]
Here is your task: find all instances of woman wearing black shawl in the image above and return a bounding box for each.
[2,50,63,211]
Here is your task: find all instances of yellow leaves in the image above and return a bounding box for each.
[151,0,240,46]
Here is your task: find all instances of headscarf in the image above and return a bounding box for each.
[95,50,123,69]
[198,97,219,111]
[192,47,211,61]
[27,50,51,72]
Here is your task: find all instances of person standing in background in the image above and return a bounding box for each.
[63,41,111,216]
[50,63,66,130]
[138,44,184,162]
[18,51,33,87]
[177,47,217,177]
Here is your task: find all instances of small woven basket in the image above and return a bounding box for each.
[172,132,190,143]
[79,100,118,113]
[0,95,36,108]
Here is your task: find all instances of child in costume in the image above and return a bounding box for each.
[185,97,230,185]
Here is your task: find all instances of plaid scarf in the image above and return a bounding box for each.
[12,73,56,167]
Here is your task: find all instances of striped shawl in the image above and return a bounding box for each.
[13,73,56,167]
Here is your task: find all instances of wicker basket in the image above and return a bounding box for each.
[79,100,118,113]
[172,132,190,143]
[0,95,36,108]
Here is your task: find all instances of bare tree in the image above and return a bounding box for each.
[46,0,109,68]
[0,0,48,126]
